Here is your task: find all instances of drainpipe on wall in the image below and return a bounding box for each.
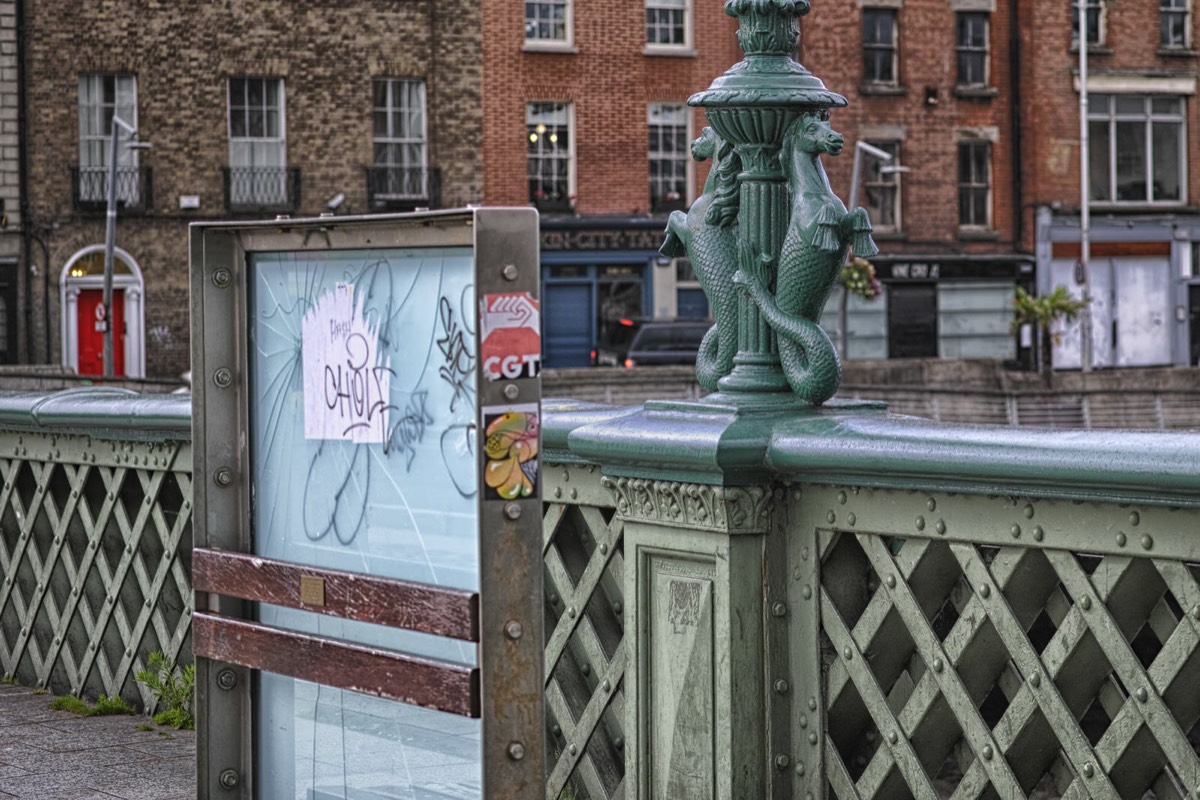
[15,0,30,363]
[1009,0,1023,249]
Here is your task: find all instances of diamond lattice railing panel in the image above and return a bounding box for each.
[820,530,1200,800]
[543,468,626,800]
[0,433,192,710]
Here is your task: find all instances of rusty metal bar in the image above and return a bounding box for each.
[192,612,479,717]
[192,548,479,642]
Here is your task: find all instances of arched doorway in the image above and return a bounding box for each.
[60,246,145,377]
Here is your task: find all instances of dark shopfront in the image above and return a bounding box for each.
[864,255,1034,365]
[540,219,691,368]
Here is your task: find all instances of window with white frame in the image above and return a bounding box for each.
[862,9,898,85]
[648,103,689,213]
[78,74,138,204]
[956,12,989,87]
[1088,94,1185,204]
[525,0,571,44]
[958,140,991,228]
[227,77,287,207]
[1161,0,1189,48]
[646,0,689,47]
[372,78,427,203]
[1071,0,1104,47]
[527,102,572,211]
[864,141,901,231]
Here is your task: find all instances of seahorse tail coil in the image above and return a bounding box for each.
[694,323,724,392]
[737,270,841,405]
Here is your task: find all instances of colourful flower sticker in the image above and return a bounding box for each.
[483,409,539,500]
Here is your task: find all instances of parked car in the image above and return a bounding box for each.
[593,318,710,368]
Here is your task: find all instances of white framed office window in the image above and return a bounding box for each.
[1071,0,1105,47]
[958,140,992,229]
[527,102,573,212]
[646,0,690,49]
[1088,94,1186,205]
[372,78,428,203]
[956,12,989,88]
[525,0,571,46]
[864,141,901,232]
[78,74,138,204]
[1161,0,1190,49]
[227,77,287,207]
[862,8,898,86]
[648,103,690,213]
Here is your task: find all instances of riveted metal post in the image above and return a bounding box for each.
[191,221,251,799]
[786,486,824,799]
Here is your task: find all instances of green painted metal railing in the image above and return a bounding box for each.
[0,389,192,712]
[3,390,1199,798]
[543,398,1200,799]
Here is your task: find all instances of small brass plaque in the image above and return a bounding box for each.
[299,575,325,607]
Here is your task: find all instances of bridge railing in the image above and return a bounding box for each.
[544,397,1200,800]
[0,388,192,713]
[2,390,1198,798]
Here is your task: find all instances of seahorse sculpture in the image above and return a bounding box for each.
[660,127,741,391]
[735,109,878,405]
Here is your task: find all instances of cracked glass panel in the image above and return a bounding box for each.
[248,247,481,799]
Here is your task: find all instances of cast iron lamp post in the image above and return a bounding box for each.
[663,0,879,404]
[101,115,150,378]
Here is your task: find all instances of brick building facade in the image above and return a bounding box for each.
[1015,0,1200,368]
[21,0,481,379]
[481,0,739,367]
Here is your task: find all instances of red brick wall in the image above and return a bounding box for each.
[481,0,739,214]
[1016,0,1200,249]
[800,0,1019,257]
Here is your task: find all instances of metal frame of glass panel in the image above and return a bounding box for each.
[190,209,544,800]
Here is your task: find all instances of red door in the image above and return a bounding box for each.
[77,289,125,376]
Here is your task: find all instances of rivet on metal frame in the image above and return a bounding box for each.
[1140,533,1154,550]
[502,264,519,281]
[504,620,524,640]
[775,754,790,770]
[218,768,240,789]
[216,669,238,690]
[774,679,789,694]
[1080,596,1092,610]
[1136,687,1149,702]
[795,762,805,776]
[503,383,519,400]
[213,368,234,389]
[507,741,526,761]
[212,269,232,289]
[1116,531,1127,547]
[214,468,233,487]
[503,502,521,520]
[772,602,787,617]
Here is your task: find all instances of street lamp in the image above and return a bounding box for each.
[102,116,151,378]
[842,142,907,359]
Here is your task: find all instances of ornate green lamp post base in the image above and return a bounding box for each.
[661,0,878,405]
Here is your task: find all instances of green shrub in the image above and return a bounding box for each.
[135,651,195,730]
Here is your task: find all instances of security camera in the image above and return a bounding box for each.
[326,192,346,211]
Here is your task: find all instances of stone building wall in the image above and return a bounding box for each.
[23,0,482,378]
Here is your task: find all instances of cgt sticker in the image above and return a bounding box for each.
[482,404,539,501]
[480,292,541,381]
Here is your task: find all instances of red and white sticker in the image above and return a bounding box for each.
[480,292,541,381]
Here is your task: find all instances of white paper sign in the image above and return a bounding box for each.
[302,283,392,442]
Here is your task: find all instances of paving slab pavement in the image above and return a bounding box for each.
[0,684,194,800]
